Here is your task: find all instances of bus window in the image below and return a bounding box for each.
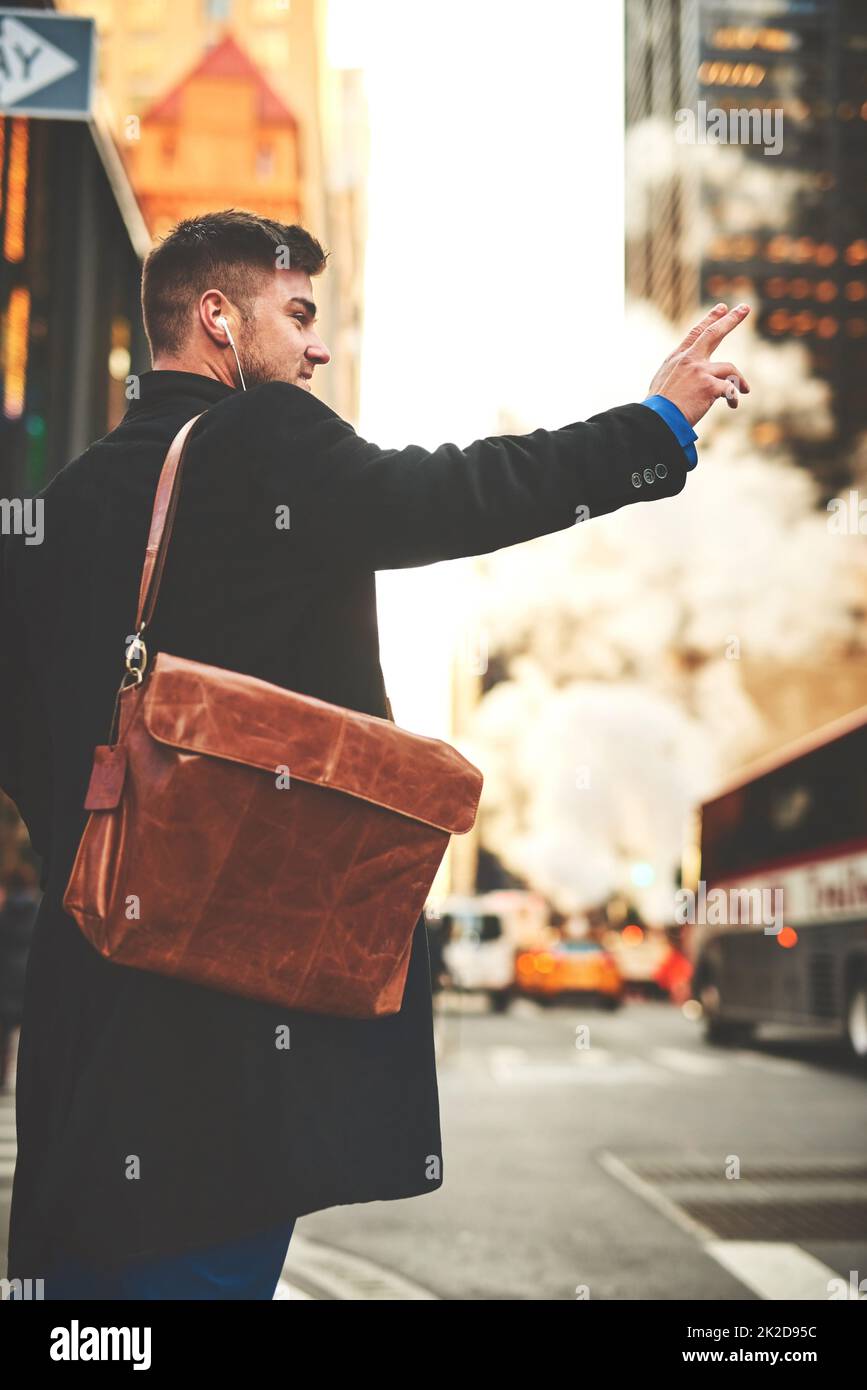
[701,721,867,883]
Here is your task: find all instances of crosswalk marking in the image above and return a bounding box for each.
[485,1043,661,1086]
[650,1047,727,1076]
[706,1241,847,1301]
[442,1042,812,1088]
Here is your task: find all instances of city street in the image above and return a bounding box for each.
[3,995,865,1300]
[285,995,867,1300]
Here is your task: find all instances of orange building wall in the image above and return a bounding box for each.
[130,76,301,238]
[56,0,368,425]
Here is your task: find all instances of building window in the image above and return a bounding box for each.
[256,143,275,179]
[3,119,29,264]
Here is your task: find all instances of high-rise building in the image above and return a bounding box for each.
[626,0,867,493]
[626,0,701,323]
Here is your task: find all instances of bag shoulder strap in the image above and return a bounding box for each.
[135,412,205,633]
[126,412,397,724]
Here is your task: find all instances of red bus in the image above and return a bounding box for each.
[686,704,867,1061]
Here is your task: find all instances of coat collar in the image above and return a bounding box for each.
[124,370,238,418]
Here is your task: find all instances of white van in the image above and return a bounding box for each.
[432,891,548,1012]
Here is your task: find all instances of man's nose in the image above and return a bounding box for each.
[307,334,331,366]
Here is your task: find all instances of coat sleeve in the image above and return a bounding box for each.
[255,390,691,571]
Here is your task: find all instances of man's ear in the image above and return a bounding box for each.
[199,289,230,344]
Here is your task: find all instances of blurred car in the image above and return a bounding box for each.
[603,924,673,998]
[653,943,694,1004]
[515,938,623,1008]
[437,896,519,1012]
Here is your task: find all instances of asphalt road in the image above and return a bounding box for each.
[283,993,867,1300]
[3,996,866,1300]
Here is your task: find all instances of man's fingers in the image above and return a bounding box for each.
[672,303,729,355]
[649,304,732,397]
[705,361,750,393]
[707,376,741,408]
[690,303,751,358]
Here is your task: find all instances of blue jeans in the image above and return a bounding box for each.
[42,1219,297,1300]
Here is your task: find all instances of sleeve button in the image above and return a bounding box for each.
[655,462,669,479]
[631,472,643,488]
[643,467,655,484]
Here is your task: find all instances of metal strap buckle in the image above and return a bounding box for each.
[124,627,148,684]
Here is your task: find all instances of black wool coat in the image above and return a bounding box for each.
[0,370,688,1275]
[0,892,38,1024]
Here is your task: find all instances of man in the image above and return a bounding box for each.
[0,210,749,1299]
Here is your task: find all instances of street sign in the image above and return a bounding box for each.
[0,8,95,120]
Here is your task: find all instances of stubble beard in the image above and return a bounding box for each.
[235,326,300,390]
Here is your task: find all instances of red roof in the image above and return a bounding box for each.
[144,33,297,126]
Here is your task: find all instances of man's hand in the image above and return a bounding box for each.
[647,302,751,426]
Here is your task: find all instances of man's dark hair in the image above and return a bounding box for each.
[141,209,329,358]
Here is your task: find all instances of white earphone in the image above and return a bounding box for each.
[216,314,247,391]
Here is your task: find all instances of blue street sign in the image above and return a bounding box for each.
[0,8,95,120]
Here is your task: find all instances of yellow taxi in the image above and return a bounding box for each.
[515,938,623,1008]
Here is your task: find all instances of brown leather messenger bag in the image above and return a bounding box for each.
[63,413,484,1018]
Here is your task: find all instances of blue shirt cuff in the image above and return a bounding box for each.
[641,395,699,470]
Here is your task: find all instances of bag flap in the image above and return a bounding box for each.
[141,652,483,834]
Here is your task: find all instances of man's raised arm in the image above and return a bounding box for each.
[256,303,750,571]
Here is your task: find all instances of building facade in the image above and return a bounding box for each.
[57,0,369,423]
[127,34,302,238]
[0,108,150,494]
[626,0,867,493]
